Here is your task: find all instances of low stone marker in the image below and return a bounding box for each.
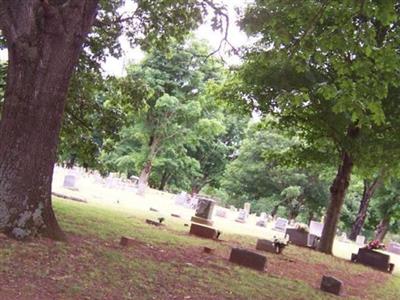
[189,223,218,239]
[256,239,283,254]
[203,247,213,254]
[146,218,164,227]
[171,213,181,218]
[149,207,158,212]
[120,236,136,246]
[351,248,394,273]
[229,248,267,271]
[320,275,342,295]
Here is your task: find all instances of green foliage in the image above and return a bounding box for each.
[100,38,237,192]
[365,179,400,235]
[222,120,329,220]
[231,0,400,172]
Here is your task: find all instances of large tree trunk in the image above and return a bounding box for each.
[137,136,159,195]
[349,177,381,241]
[0,1,98,240]
[374,217,390,242]
[318,151,354,254]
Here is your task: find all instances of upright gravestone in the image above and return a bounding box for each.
[63,174,78,190]
[191,196,215,226]
[356,235,366,246]
[235,209,247,223]
[244,202,251,217]
[387,241,400,255]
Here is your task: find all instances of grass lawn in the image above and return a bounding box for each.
[0,197,399,299]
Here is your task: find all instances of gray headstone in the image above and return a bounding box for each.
[63,175,77,190]
[320,275,342,295]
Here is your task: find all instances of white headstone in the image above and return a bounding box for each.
[309,221,324,237]
[387,241,400,255]
[273,217,288,233]
[235,209,247,223]
[63,175,77,190]
[356,235,366,246]
[216,208,227,218]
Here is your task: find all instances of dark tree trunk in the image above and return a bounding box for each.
[0,0,98,240]
[318,151,354,254]
[190,185,202,196]
[349,177,381,241]
[158,170,171,191]
[307,212,314,225]
[271,204,279,217]
[375,217,390,242]
[137,136,159,195]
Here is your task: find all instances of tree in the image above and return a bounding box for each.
[348,175,382,240]
[222,120,328,220]
[230,0,400,253]
[0,0,226,240]
[369,180,400,242]
[102,39,224,195]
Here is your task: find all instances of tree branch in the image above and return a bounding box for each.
[202,0,239,59]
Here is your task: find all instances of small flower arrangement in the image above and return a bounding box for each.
[295,223,309,233]
[273,236,288,254]
[365,239,385,250]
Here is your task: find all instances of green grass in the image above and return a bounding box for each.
[0,197,398,299]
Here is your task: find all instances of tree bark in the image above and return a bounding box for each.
[318,150,354,254]
[0,0,98,240]
[137,136,159,195]
[158,170,171,191]
[374,217,390,242]
[349,177,381,241]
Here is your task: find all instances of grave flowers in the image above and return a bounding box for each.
[365,239,385,250]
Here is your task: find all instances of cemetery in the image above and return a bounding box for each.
[1,0,400,299]
[1,166,399,299]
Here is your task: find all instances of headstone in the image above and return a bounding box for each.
[356,235,366,246]
[256,219,266,227]
[216,208,227,218]
[387,241,400,255]
[203,247,213,254]
[120,236,136,246]
[175,192,189,206]
[146,219,164,227]
[194,196,215,219]
[171,213,181,218]
[62,174,78,190]
[191,196,215,226]
[309,221,324,237]
[244,202,251,217]
[352,248,394,273]
[235,209,247,223]
[272,217,288,233]
[149,207,158,212]
[286,228,308,247]
[308,221,324,248]
[320,275,342,296]
[229,248,267,271]
[189,223,218,239]
[256,239,281,254]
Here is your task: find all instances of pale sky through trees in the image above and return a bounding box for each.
[0,1,251,75]
[102,0,252,76]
